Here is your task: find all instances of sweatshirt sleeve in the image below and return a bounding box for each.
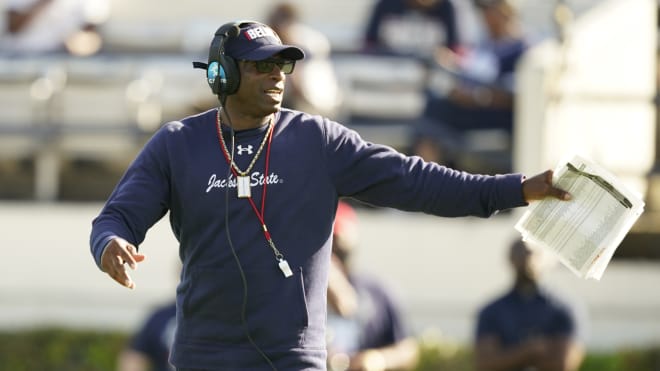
[89,124,173,270]
[322,119,526,217]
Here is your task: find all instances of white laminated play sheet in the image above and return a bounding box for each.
[516,155,645,280]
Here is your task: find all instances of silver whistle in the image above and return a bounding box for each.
[278,259,293,278]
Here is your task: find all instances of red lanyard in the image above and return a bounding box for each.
[216,116,290,274]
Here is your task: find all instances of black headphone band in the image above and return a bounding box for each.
[212,22,241,60]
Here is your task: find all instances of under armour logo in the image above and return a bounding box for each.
[237,145,254,155]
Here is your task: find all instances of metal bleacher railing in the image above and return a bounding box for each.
[0,53,210,201]
[0,51,429,201]
[49,57,162,201]
[0,50,513,201]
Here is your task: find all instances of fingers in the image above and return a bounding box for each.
[523,170,572,202]
[117,243,140,269]
[100,237,146,289]
[111,262,135,289]
[551,186,572,201]
[544,170,572,201]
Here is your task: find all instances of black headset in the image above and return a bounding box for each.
[194,21,269,98]
[206,21,242,97]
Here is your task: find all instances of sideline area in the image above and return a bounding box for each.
[0,202,658,351]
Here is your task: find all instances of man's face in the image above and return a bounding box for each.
[232,56,289,118]
[510,242,543,281]
[482,2,515,37]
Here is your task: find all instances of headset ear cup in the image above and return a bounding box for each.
[206,61,220,94]
[218,55,240,95]
[206,22,242,97]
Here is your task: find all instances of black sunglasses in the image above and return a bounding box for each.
[242,58,296,74]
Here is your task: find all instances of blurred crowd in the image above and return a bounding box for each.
[0,0,556,202]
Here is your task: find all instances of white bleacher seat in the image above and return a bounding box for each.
[29,56,162,201]
[50,56,153,159]
[332,54,426,120]
[330,54,427,149]
[0,58,49,159]
[0,56,70,200]
[138,55,211,125]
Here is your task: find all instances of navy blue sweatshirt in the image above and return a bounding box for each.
[90,108,526,370]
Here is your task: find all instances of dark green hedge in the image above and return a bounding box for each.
[415,337,660,371]
[0,328,127,371]
[0,328,658,371]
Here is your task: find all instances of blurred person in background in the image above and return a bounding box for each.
[1,0,109,56]
[266,2,343,119]
[117,263,180,371]
[117,301,177,371]
[363,0,462,58]
[326,201,418,371]
[474,238,586,371]
[411,0,528,172]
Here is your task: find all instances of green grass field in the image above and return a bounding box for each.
[0,328,658,371]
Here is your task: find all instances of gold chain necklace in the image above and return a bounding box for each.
[216,108,274,198]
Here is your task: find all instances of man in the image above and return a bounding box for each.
[474,239,586,371]
[90,20,570,370]
[326,201,418,371]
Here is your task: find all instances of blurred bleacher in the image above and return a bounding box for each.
[0,0,650,203]
[0,50,431,201]
[0,53,211,200]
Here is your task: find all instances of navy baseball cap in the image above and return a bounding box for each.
[225,22,305,61]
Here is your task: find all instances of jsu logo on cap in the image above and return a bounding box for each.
[244,26,278,41]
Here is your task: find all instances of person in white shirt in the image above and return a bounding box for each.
[2,0,110,56]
